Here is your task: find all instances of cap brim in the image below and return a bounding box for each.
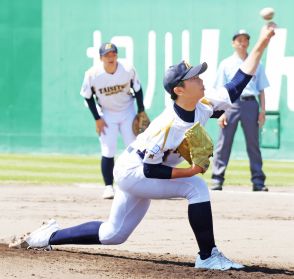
[233,34,250,40]
[182,62,208,80]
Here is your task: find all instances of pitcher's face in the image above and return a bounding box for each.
[182,76,205,100]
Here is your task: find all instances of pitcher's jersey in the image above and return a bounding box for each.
[130,87,232,168]
[80,61,141,112]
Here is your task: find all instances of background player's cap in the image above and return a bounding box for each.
[232,29,250,41]
[99,43,118,56]
[163,61,208,94]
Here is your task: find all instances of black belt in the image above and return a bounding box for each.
[240,95,256,101]
[127,146,145,159]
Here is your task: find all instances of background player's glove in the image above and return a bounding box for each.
[177,122,214,173]
[132,111,151,136]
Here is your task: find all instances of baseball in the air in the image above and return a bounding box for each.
[260,7,275,21]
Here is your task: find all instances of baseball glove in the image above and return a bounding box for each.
[132,111,151,136]
[177,122,214,173]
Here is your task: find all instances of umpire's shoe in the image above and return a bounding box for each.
[253,185,269,192]
[210,180,223,191]
[9,219,60,250]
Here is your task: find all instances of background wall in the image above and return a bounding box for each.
[0,0,293,159]
[0,0,42,152]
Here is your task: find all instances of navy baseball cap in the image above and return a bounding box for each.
[99,43,118,56]
[232,29,250,41]
[163,61,208,94]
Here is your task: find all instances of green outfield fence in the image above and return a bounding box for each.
[1,0,294,160]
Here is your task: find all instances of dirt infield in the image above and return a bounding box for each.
[0,184,294,278]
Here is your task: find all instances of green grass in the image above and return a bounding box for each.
[202,160,294,186]
[0,153,103,184]
[0,153,293,186]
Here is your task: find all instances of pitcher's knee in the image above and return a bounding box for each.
[99,223,129,245]
[186,176,210,204]
[100,233,129,245]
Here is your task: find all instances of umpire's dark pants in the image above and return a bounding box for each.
[211,97,266,186]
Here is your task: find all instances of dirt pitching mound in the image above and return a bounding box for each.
[1,244,293,279]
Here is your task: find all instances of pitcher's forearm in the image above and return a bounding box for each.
[240,24,275,75]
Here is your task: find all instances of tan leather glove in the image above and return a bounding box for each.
[177,122,214,173]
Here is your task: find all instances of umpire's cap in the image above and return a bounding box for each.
[99,43,118,56]
[163,61,208,94]
[232,29,250,41]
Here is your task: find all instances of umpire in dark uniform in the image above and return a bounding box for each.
[211,30,269,192]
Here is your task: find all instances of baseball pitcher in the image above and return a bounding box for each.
[10,24,276,271]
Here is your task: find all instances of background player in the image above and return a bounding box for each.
[211,30,269,192]
[80,43,146,199]
[10,24,275,270]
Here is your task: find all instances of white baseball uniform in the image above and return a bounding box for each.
[80,61,142,157]
[98,87,232,244]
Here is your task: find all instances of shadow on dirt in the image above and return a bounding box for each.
[61,248,294,276]
[243,265,294,276]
